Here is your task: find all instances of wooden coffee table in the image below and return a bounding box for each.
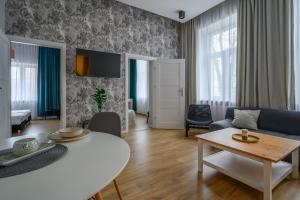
[196,128,300,200]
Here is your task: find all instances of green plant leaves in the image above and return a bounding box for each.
[92,88,107,112]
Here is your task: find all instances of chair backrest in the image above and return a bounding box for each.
[88,112,121,137]
[187,104,212,121]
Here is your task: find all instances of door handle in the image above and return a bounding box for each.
[179,88,184,96]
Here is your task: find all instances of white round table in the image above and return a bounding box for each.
[0,132,130,200]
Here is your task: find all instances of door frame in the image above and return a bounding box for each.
[7,35,67,128]
[124,53,156,133]
[0,31,11,138]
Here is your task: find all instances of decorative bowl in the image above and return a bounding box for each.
[13,138,40,156]
[232,134,259,143]
[59,127,83,138]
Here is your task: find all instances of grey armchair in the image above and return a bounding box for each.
[186,104,213,137]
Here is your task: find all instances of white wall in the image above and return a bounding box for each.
[0,0,5,32]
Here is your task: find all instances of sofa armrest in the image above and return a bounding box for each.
[209,119,234,132]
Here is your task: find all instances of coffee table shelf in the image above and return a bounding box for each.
[204,151,292,192]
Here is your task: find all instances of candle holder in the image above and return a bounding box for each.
[241,129,248,140]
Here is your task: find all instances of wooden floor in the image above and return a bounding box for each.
[14,119,60,136]
[101,117,300,200]
[13,116,300,199]
[129,114,149,132]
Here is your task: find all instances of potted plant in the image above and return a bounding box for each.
[92,88,107,112]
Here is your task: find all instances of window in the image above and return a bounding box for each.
[11,62,37,103]
[11,42,38,118]
[197,16,237,103]
[196,4,237,120]
[136,60,149,115]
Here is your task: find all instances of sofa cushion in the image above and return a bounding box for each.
[286,135,300,141]
[254,129,288,138]
[209,119,234,132]
[225,107,300,136]
[258,109,300,136]
[225,107,259,119]
[232,109,260,130]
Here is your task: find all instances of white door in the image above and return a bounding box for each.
[151,59,185,129]
[0,31,11,140]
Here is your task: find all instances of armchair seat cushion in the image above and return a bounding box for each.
[186,119,213,127]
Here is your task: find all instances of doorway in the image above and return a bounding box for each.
[125,54,185,132]
[128,59,150,131]
[8,36,66,136]
[10,41,60,135]
[125,54,156,132]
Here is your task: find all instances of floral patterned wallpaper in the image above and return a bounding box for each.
[0,0,5,32]
[5,0,180,131]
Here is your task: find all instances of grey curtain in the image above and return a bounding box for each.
[237,0,295,109]
[180,19,197,110]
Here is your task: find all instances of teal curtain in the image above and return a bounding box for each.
[129,59,137,111]
[37,47,61,117]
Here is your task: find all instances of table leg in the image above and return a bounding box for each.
[198,140,203,174]
[95,192,104,200]
[292,148,299,179]
[113,179,123,200]
[263,160,272,200]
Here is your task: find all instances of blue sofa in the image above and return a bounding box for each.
[210,107,300,165]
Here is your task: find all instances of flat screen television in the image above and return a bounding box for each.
[76,49,121,78]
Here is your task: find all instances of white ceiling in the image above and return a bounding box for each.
[116,0,225,23]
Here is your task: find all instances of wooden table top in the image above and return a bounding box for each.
[196,128,300,162]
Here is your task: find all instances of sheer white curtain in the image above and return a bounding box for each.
[11,42,38,118]
[295,0,300,110]
[136,60,149,115]
[196,1,237,120]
